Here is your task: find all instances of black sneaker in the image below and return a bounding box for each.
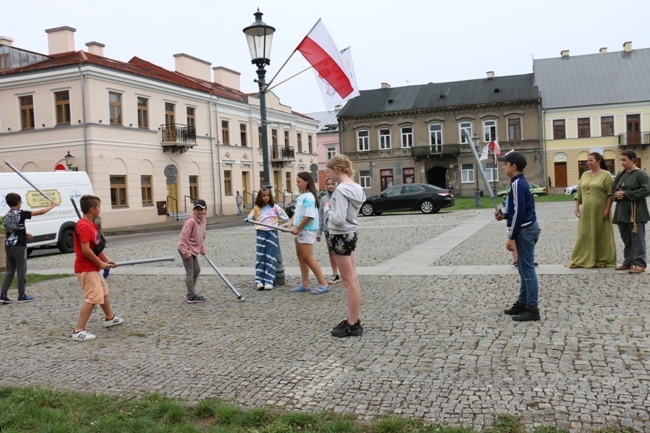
[187,294,206,304]
[504,302,526,315]
[331,319,363,338]
[512,307,540,322]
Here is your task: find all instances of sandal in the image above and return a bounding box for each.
[291,284,311,293]
[310,285,330,295]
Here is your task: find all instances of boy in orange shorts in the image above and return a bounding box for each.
[72,195,124,341]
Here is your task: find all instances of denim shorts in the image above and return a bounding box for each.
[328,232,358,256]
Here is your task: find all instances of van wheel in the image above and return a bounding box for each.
[58,228,74,254]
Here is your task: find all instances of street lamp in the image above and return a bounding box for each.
[64,151,78,171]
[243,10,286,286]
[472,134,481,207]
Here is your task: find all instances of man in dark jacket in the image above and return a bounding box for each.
[495,152,541,321]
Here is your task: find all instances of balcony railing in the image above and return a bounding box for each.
[270,146,295,162]
[618,132,650,148]
[161,124,196,153]
[412,144,461,157]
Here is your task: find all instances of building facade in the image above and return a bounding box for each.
[534,43,650,191]
[305,108,341,190]
[0,27,318,228]
[338,75,542,197]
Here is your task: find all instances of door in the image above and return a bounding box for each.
[242,171,249,206]
[164,165,178,214]
[554,162,567,188]
[273,171,282,203]
[380,169,394,191]
[627,114,641,145]
[400,184,423,210]
[375,185,402,212]
[165,103,176,142]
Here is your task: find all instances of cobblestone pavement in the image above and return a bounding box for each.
[2,201,650,432]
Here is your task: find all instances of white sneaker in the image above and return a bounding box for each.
[103,315,125,328]
[72,329,96,341]
[264,283,274,290]
[328,274,341,284]
[256,282,264,290]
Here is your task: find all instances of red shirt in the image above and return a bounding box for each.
[74,218,101,273]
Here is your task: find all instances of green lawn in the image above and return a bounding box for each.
[6,273,71,288]
[451,194,574,211]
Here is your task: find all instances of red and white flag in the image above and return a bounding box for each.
[479,144,490,161]
[297,19,355,100]
[489,139,501,156]
[315,46,360,109]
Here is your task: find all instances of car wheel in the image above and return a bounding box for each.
[420,199,435,214]
[58,227,74,254]
[361,203,375,216]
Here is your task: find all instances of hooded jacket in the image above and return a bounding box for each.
[324,182,366,235]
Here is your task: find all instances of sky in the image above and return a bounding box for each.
[3,0,650,115]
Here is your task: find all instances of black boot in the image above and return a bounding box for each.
[504,302,526,315]
[512,306,540,322]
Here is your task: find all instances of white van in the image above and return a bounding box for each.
[0,171,94,254]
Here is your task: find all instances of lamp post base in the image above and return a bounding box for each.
[275,241,286,286]
[475,190,482,207]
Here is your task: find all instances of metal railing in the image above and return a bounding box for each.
[618,132,650,147]
[161,124,197,144]
[245,190,257,208]
[183,195,195,214]
[270,146,295,161]
[166,196,178,221]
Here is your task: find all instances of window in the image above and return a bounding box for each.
[110,175,128,207]
[483,119,497,142]
[485,162,499,182]
[461,163,474,183]
[601,116,614,137]
[258,126,262,149]
[141,175,153,206]
[553,119,566,139]
[224,170,232,195]
[240,123,248,146]
[284,130,290,147]
[0,53,9,70]
[578,160,589,177]
[401,126,413,148]
[19,95,35,130]
[327,147,336,160]
[137,97,149,129]
[359,170,371,188]
[271,129,278,147]
[165,102,175,125]
[357,130,369,151]
[222,120,230,144]
[285,172,292,192]
[297,133,303,153]
[508,117,521,141]
[404,167,414,184]
[109,91,122,126]
[189,175,199,199]
[429,124,442,151]
[459,122,472,143]
[54,91,70,125]
[308,135,314,153]
[577,117,590,138]
[379,128,391,150]
[187,107,196,132]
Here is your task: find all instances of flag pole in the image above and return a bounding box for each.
[265,50,298,88]
[267,65,313,92]
[463,131,499,211]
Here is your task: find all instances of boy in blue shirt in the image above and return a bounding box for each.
[495,152,541,321]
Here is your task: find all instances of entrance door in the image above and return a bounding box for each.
[164,165,178,215]
[242,171,249,206]
[274,171,282,203]
[554,162,567,188]
[426,166,447,188]
[627,114,641,145]
[380,169,394,191]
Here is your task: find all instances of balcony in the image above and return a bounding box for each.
[618,132,650,149]
[412,144,461,157]
[270,146,295,165]
[161,124,196,153]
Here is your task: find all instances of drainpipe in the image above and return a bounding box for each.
[78,66,88,172]
[208,94,218,217]
[538,95,547,190]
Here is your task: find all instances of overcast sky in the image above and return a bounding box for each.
[4,0,650,115]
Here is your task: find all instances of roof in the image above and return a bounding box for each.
[0,49,247,103]
[304,109,340,133]
[533,48,650,109]
[338,74,538,118]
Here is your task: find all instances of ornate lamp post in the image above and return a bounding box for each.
[243,10,285,285]
[64,151,78,171]
[472,134,481,207]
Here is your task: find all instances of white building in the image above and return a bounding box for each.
[0,26,319,228]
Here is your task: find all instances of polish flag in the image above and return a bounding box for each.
[479,144,490,161]
[489,139,501,156]
[314,46,360,109]
[297,19,354,99]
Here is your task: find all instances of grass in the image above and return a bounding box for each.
[451,194,574,211]
[0,387,636,433]
[6,273,71,288]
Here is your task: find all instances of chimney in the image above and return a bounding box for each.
[623,41,632,53]
[85,41,105,57]
[174,53,211,82]
[381,82,391,89]
[0,36,14,47]
[213,66,241,91]
[599,47,607,54]
[45,26,76,55]
[560,50,570,58]
[486,71,495,80]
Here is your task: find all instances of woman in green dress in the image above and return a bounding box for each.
[612,149,650,274]
[567,152,616,268]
